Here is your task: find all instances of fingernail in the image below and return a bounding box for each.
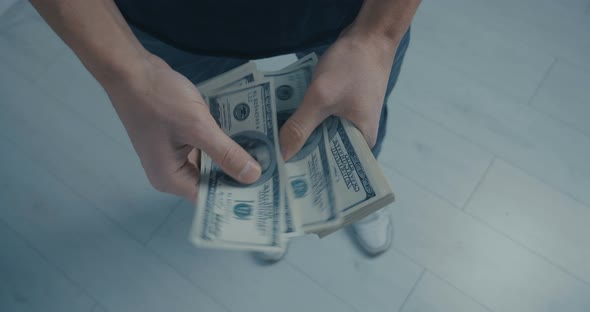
[239,161,261,183]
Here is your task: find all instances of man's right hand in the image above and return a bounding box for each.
[30,0,260,202]
[106,55,261,201]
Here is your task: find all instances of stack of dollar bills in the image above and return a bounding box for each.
[190,53,395,252]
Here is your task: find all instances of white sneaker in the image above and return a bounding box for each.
[352,208,393,257]
[253,243,288,264]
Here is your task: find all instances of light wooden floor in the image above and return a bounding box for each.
[1,1,590,311]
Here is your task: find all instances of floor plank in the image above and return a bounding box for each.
[147,200,357,312]
[531,59,590,138]
[286,229,424,312]
[35,49,133,150]
[409,1,555,103]
[0,0,18,16]
[382,103,493,208]
[0,221,96,312]
[394,48,590,209]
[466,159,590,284]
[0,138,226,312]
[0,1,65,79]
[552,0,590,12]
[437,0,590,67]
[0,67,179,243]
[91,304,108,312]
[387,165,590,312]
[400,272,491,312]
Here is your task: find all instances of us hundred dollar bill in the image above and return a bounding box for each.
[197,61,262,96]
[190,53,394,250]
[190,79,287,252]
[285,53,395,237]
[196,62,301,237]
[267,53,394,237]
[315,116,395,237]
[263,54,342,233]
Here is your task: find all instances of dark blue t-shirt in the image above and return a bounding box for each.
[115,0,363,58]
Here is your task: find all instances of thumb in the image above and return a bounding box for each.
[199,125,262,185]
[279,94,329,161]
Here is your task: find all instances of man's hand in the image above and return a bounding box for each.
[280,30,397,160]
[107,55,261,201]
[279,0,420,160]
[31,0,261,202]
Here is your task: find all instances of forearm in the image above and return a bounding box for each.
[350,0,421,47]
[30,0,149,88]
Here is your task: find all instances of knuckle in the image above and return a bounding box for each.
[367,135,377,148]
[308,83,332,108]
[366,129,378,148]
[189,122,209,143]
[148,175,170,193]
[284,118,307,142]
[184,114,215,143]
[145,167,175,194]
[356,123,378,148]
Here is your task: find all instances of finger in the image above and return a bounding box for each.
[170,159,200,202]
[148,154,200,202]
[359,123,379,148]
[199,126,262,185]
[348,117,379,148]
[279,94,330,161]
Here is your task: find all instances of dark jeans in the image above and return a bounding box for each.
[131,26,410,158]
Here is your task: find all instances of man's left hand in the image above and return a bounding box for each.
[279,29,398,160]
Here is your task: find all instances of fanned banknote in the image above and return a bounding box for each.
[190,79,287,252]
[190,53,394,251]
[263,54,342,233]
[197,62,302,237]
[197,61,262,95]
[314,117,395,237]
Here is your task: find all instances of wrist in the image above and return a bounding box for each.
[92,47,153,91]
[340,24,399,64]
[346,19,405,46]
[97,49,172,115]
[346,0,419,55]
